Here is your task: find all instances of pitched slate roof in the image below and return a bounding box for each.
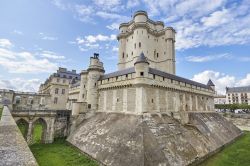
[226,86,250,93]
[100,67,211,90]
[100,67,135,80]
[134,52,149,65]
[148,68,211,89]
[207,79,215,86]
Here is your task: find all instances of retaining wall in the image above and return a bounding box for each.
[0,106,38,166]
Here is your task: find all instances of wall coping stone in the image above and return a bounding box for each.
[0,106,38,166]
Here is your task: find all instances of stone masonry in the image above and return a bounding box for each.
[0,106,38,166]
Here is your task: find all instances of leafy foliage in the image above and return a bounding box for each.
[215,104,250,113]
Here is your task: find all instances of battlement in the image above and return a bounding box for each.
[117,11,176,74]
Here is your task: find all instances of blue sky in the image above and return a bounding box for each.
[0,0,250,94]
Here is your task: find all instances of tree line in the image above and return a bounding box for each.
[215,104,250,113]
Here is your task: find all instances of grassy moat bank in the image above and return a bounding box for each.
[200,131,250,166]
[29,132,250,166]
[30,139,98,166]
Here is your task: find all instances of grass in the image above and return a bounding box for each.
[200,131,250,166]
[33,124,43,144]
[18,122,28,138]
[30,139,98,166]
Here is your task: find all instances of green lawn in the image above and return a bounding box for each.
[30,139,98,166]
[33,124,43,144]
[200,131,250,166]
[18,122,28,138]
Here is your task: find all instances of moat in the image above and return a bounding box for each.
[28,132,250,166]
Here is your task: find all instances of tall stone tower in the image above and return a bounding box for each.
[86,53,105,110]
[117,10,176,74]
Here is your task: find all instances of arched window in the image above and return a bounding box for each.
[139,42,141,48]
[134,43,136,49]
[122,52,124,58]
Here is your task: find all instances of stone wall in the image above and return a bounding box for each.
[223,113,250,131]
[67,112,242,166]
[0,106,38,166]
[98,86,214,114]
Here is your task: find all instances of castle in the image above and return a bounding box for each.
[0,11,242,166]
[67,11,215,122]
[66,11,242,166]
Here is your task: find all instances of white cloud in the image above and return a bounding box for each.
[192,70,250,94]
[201,9,232,27]
[93,0,122,11]
[112,46,118,52]
[238,74,250,86]
[186,53,231,62]
[85,34,116,43]
[75,4,94,22]
[96,11,129,31]
[40,51,65,60]
[106,22,120,30]
[39,33,58,41]
[96,11,129,21]
[75,34,116,51]
[51,0,250,49]
[13,30,23,35]
[0,47,58,73]
[141,0,250,50]
[0,39,13,48]
[127,0,140,8]
[51,0,68,10]
[0,77,42,92]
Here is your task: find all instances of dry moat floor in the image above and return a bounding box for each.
[29,131,250,166]
[30,139,98,166]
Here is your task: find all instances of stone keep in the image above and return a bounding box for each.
[67,11,242,166]
[118,11,175,74]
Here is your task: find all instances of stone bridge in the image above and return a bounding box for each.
[11,109,71,144]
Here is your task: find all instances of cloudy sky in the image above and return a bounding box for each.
[0,0,250,94]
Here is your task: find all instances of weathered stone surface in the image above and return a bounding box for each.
[223,113,250,131]
[67,112,242,166]
[0,106,38,166]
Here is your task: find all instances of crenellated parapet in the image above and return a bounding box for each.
[117,11,176,74]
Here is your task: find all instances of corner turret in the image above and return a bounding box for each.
[207,79,215,91]
[86,53,105,110]
[134,52,149,78]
